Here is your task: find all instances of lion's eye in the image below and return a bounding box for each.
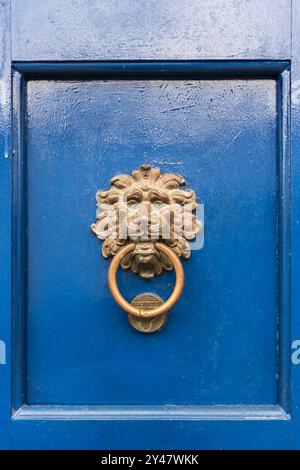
[128,200,139,209]
[153,201,163,208]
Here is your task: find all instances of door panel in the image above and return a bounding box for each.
[11,0,290,60]
[25,78,278,406]
[0,0,299,450]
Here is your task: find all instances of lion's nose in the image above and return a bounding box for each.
[139,201,151,213]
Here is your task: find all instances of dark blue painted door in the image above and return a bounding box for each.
[0,0,300,449]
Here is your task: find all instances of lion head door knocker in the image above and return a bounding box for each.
[91,165,203,333]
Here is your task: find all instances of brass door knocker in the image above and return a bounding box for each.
[91,165,202,333]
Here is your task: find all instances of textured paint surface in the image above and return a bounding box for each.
[25,79,277,405]
[11,0,291,60]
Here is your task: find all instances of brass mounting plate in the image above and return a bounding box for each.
[128,293,168,333]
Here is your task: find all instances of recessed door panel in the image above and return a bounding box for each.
[25,78,277,405]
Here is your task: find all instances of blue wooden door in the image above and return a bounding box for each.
[1,0,300,449]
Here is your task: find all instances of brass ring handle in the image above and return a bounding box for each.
[108,242,185,319]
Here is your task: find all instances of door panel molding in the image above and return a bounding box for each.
[11,61,291,421]
[13,404,289,421]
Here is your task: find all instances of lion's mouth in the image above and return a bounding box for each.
[132,242,156,256]
[120,241,173,279]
